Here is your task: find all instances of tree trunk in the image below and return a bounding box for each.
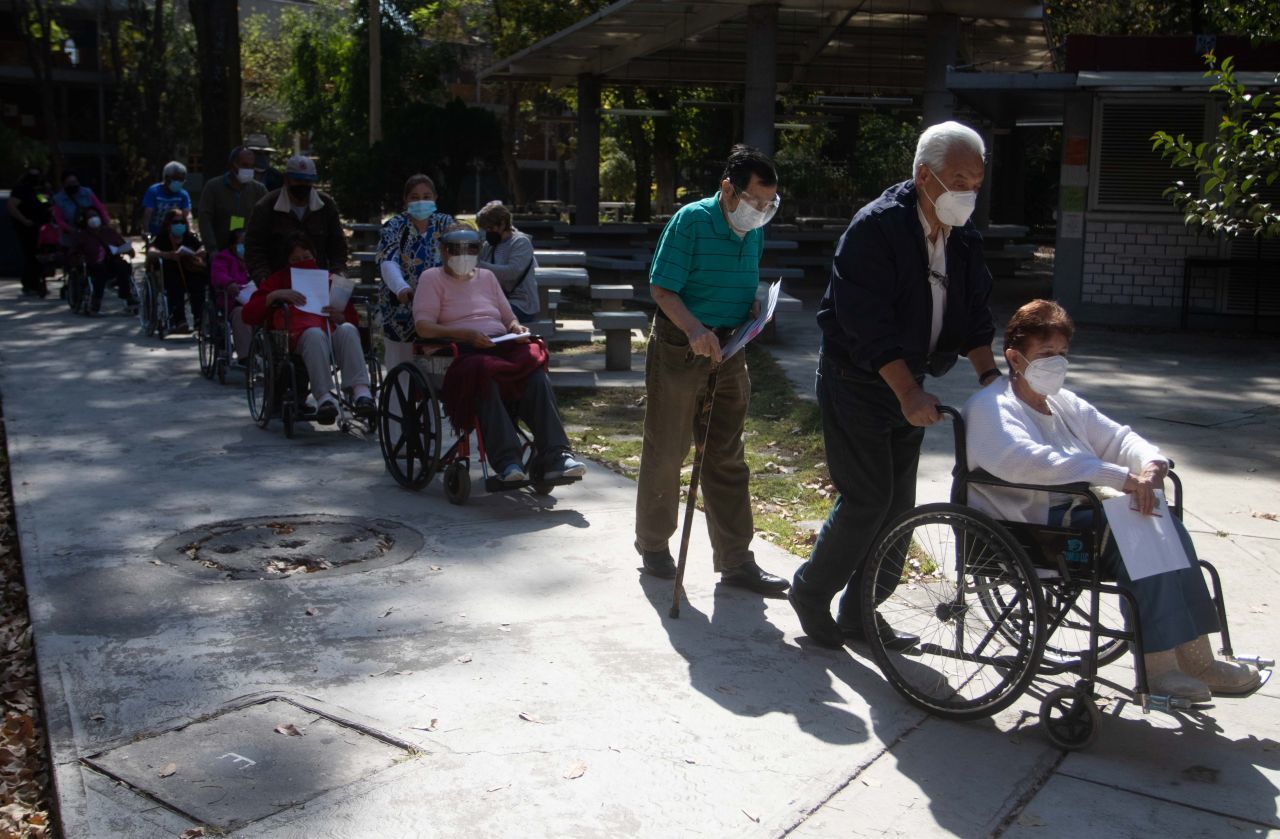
[501,82,526,208]
[14,0,64,174]
[648,87,676,216]
[621,88,651,222]
[189,0,241,182]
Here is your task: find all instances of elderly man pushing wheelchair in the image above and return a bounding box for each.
[789,121,1002,649]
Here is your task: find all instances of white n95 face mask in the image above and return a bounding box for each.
[727,191,779,231]
[926,167,977,228]
[1020,353,1069,396]
[236,168,255,183]
[448,254,478,277]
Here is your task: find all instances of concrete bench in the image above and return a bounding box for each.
[535,267,589,314]
[351,251,378,283]
[590,284,634,311]
[535,250,586,267]
[759,266,806,281]
[762,239,799,250]
[757,281,803,344]
[592,311,650,371]
[586,255,648,272]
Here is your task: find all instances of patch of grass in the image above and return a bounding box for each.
[558,343,835,558]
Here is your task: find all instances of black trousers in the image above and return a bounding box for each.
[13,221,42,293]
[475,369,570,471]
[160,262,207,326]
[88,256,136,307]
[792,353,925,625]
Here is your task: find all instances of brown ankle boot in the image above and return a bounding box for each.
[1175,635,1260,696]
[1144,648,1211,702]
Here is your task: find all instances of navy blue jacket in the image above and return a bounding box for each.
[816,180,995,378]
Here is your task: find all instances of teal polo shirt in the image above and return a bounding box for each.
[649,195,763,328]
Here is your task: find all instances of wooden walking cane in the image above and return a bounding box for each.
[669,362,720,619]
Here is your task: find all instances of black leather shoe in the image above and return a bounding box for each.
[354,395,377,418]
[314,400,339,426]
[840,614,920,652]
[788,590,844,649]
[634,541,676,579]
[720,560,790,595]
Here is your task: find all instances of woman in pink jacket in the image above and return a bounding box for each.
[209,228,253,363]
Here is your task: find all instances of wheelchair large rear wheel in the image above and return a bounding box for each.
[246,330,273,428]
[197,306,216,379]
[861,503,1047,721]
[378,362,443,490]
[136,273,156,336]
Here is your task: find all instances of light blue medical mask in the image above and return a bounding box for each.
[407,200,436,220]
[235,243,245,258]
[169,180,185,193]
[171,223,187,236]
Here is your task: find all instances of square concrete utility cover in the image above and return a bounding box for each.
[83,697,414,831]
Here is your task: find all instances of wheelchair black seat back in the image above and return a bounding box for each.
[856,405,1265,750]
[245,300,380,438]
[377,337,581,505]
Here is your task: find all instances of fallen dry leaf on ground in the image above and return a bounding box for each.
[179,827,207,838]
[518,712,543,724]
[157,762,177,778]
[742,809,760,823]
[563,760,587,780]
[456,653,473,664]
[304,607,318,617]
[274,723,303,737]
[410,719,439,732]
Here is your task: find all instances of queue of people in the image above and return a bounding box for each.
[8,123,1260,709]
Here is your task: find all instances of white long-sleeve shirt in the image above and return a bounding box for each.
[962,380,1165,524]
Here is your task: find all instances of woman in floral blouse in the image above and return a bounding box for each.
[377,173,456,372]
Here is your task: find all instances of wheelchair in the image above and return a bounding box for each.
[198,286,235,384]
[134,260,171,338]
[859,406,1272,750]
[61,251,91,315]
[377,338,581,505]
[245,302,380,438]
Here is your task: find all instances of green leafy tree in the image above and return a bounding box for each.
[1152,53,1280,238]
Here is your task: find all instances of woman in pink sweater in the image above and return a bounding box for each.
[209,228,254,363]
[413,227,585,484]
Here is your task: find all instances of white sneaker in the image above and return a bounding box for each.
[498,463,528,483]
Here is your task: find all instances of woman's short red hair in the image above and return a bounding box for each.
[1003,299,1075,352]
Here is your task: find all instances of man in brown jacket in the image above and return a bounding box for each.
[244,154,347,283]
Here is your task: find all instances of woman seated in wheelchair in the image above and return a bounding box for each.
[145,207,208,334]
[66,206,140,314]
[964,299,1259,703]
[241,232,375,425]
[413,226,586,484]
[210,227,254,365]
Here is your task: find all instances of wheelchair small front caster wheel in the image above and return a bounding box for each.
[531,482,554,496]
[282,402,296,439]
[443,462,470,505]
[1040,686,1100,751]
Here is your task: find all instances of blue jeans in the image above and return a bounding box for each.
[1052,504,1219,653]
[792,353,925,623]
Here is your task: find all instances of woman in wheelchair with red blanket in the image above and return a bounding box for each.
[964,299,1260,704]
[412,226,586,484]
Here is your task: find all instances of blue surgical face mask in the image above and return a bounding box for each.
[169,180,185,193]
[235,243,245,258]
[407,200,436,220]
[171,223,187,236]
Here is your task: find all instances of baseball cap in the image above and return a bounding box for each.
[284,155,318,182]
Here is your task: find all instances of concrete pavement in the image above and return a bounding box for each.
[1,279,1278,837]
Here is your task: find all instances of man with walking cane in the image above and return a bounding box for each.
[634,144,789,598]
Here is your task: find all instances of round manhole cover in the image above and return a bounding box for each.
[157,515,424,580]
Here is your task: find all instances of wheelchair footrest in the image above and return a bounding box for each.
[483,475,583,494]
[1231,654,1275,668]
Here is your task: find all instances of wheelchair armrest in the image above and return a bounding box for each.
[964,468,1094,499]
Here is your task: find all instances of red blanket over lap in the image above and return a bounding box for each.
[440,340,549,433]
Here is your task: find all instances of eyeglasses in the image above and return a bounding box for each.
[735,188,781,213]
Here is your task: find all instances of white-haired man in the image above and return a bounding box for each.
[788,121,1001,649]
[141,160,192,239]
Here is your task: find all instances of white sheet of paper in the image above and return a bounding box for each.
[236,281,257,306]
[1101,490,1192,581]
[721,279,781,361]
[290,268,329,316]
[490,332,522,343]
[329,275,356,311]
[177,245,199,257]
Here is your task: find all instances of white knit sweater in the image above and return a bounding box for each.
[962,380,1166,524]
